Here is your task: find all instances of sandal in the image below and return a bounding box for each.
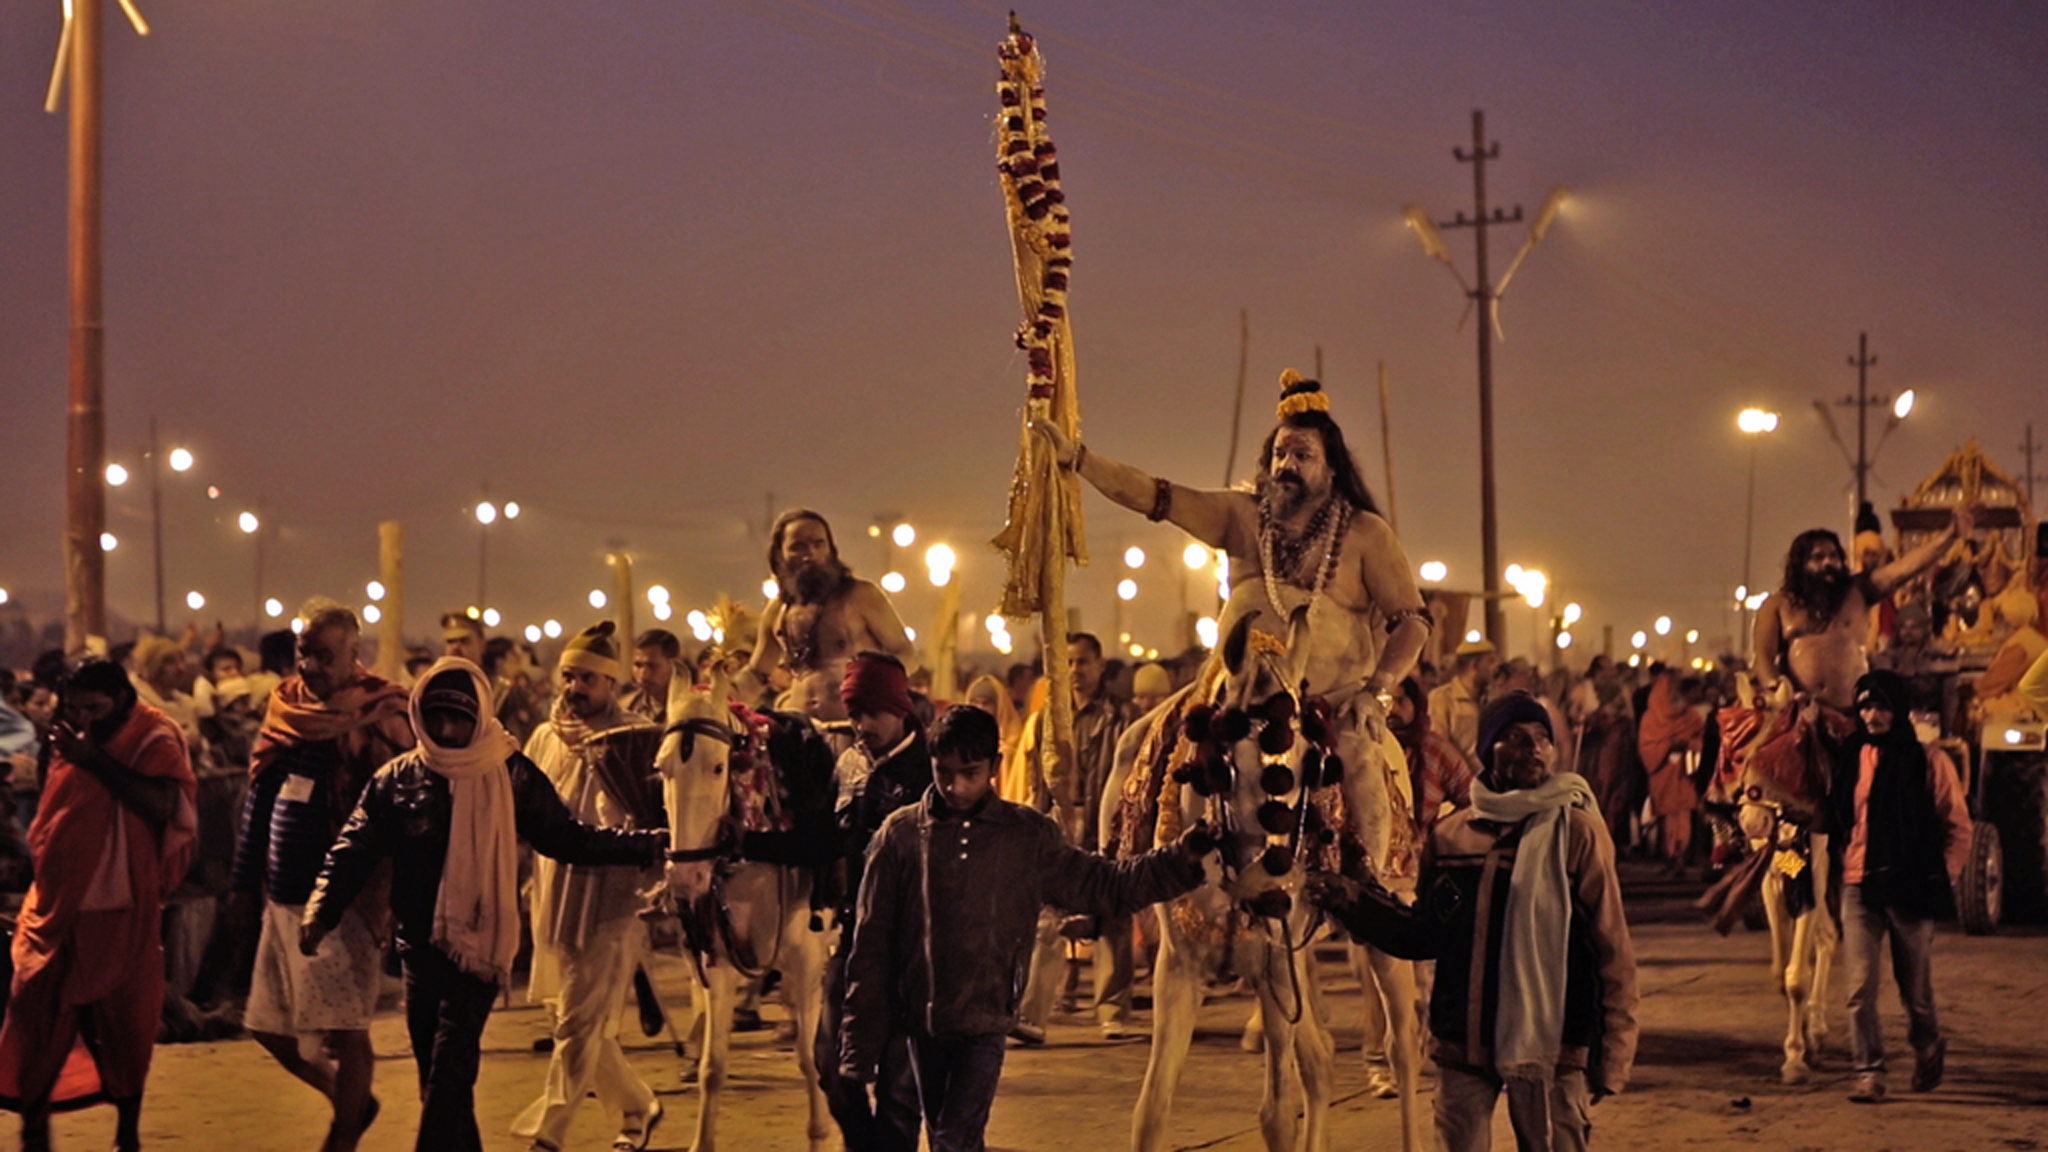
[614,1099,664,1152]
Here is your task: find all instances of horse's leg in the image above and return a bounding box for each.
[690,960,740,1152]
[1241,999,1265,1053]
[1132,912,1203,1152]
[1350,946,1394,1096]
[1251,954,1300,1152]
[1782,906,1815,1085]
[1366,946,1423,1152]
[1805,832,1836,1061]
[777,892,832,1152]
[1292,943,1337,1152]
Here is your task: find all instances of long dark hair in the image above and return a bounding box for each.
[1258,410,1381,517]
[766,508,854,601]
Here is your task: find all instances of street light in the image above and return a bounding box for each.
[1631,631,1647,650]
[588,589,608,609]
[1737,407,1778,662]
[185,590,204,611]
[880,572,907,594]
[237,511,259,534]
[762,578,780,600]
[892,522,916,548]
[100,532,117,552]
[1117,578,1138,601]
[1183,543,1209,570]
[264,598,283,618]
[1123,546,1146,569]
[105,463,128,486]
[1419,560,1448,583]
[167,447,193,473]
[1654,616,1673,635]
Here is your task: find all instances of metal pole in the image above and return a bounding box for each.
[63,0,107,655]
[1377,360,1398,533]
[1471,110,1504,647]
[253,503,265,633]
[1742,439,1757,663]
[375,521,405,680]
[147,416,166,635]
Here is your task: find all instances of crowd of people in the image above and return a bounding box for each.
[0,379,2044,1151]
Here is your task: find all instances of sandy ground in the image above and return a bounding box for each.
[11,865,2048,1152]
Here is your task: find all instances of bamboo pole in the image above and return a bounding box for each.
[375,521,404,679]
[1378,361,1399,532]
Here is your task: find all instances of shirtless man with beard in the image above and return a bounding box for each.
[1037,371,1430,879]
[1755,511,1971,712]
[742,509,917,721]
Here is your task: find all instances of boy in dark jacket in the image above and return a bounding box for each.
[838,706,1210,1152]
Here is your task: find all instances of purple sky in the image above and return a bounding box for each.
[3,0,2044,665]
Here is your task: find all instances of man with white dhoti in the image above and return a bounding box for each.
[512,622,668,1152]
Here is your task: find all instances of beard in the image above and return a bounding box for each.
[1256,470,1318,522]
[1789,565,1854,622]
[785,556,850,605]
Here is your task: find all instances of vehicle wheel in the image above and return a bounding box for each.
[1958,820,2002,935]
[1984,755,2048,923]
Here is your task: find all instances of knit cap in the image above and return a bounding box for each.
[559,620,624,681]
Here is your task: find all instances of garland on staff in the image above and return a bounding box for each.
[989,14,1088,840]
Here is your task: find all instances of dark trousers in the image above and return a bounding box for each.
[907,1033,1007,1152]
[818,944,920,1152]
[401,947,501,1152]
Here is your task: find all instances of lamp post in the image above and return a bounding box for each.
[1812,333,1914,527]
[1737,407,1779,661]
[473,491,520,610]
[1404,112,1567,647]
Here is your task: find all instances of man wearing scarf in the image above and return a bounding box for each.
[233,602,413,1152]
[514,622,669,1152]
[1835,669,1972,1104]
[1309,692,1638,1151]
[303,659,666,1151]
[0,660,197,1152]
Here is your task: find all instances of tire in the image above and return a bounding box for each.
[1958,820,2002,935]
[1983,755,2048,924]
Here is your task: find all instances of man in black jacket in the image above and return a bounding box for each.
[819,652,930,1152]
[1835,669,1972,1103]
[302,660,666,1152]
[839,706,1209,1152]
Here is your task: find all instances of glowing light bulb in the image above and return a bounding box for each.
[892,523,916,548]
[1116,579,1138,601]
[762,578,780,600]
[482,608,501,627]
[1123,546,1146,569]
[1419,560,1448,583]
[588,589,608,609]
[100,532,118,552]
[1654,616,1672,636]
[1184,543,1209,570]
[525,625,542,643]
[880,572,907,594]
[264,598,283,617]
[475,502,498,525]
[186,591,205,610]
[1563,602,1583,625]
[1631,631,1647,649]
[363,604,382,624]
[367,581,385,601]
[168,448,194,472]
[105,463,129,486]
[238,511,260,534]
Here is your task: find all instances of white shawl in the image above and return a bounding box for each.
[1470,771,1597,1083]
[410,658,522,985]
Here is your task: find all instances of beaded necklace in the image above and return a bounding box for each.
[1258,495,1352,625]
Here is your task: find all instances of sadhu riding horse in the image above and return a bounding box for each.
[654,669,840,1152]
[1113,610,1425,1152]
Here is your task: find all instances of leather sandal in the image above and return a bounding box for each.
[614,1099,664,1152]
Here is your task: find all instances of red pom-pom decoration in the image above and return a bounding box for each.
[1214,707,1252,743]
[1259,764,1296,796]
[1184,704,1215,744]
[1256,800,1294,835]
[1258,722,1295,756]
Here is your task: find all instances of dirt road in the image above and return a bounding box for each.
[14,867,2048,1151]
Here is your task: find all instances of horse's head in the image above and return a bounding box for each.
[659,667,743,892]
[1188,609,1330,901]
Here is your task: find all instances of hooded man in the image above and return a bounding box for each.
[0,660,197,1152]
[818,652,929,1152]
[305,659,666,1152]
[513,621,669,1152]
[233,602,415,1152]
[1834,669,1972,1104]
[1308,692,1638,1152]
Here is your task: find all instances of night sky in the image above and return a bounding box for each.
[3,0,2044,664]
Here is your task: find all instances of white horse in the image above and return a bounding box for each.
[1131,612,1422,1152]
[657,670,833,1152]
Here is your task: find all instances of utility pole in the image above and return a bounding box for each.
[1442,110,1522,647]
[148,417,165,634]
[1843,332,1881,514]
[2022,424,2039,510]
[62,0,107,654]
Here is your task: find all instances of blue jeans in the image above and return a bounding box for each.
[1842,882,1940,1075]
[908,1033,1008,1152]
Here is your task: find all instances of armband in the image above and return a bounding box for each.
[1384,607,1432,634]
[1070,441,1089,473]
[1146,478,1174,523]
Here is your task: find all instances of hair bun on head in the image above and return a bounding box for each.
[1275,368,1330,420]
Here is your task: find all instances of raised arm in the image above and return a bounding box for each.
[1038,816,1204,919]
[1030,420,1252,553]
[1869,506,1972,600]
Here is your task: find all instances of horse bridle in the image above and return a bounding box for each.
[663,713,743,864]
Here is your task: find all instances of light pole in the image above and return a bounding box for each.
[1812,333,1914,526]
[473,492,520,610]
[1737,407,1779,661]
[1404,111,1568,646]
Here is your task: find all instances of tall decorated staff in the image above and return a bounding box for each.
[989,15,1087,832]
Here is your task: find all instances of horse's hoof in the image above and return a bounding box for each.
[1781,1062,1809,1086]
